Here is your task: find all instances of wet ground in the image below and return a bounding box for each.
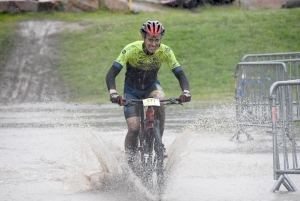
[1,20,300,201]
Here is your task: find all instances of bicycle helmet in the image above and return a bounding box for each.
[140,20,165,36]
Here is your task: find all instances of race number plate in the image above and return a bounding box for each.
[143,98,160,106]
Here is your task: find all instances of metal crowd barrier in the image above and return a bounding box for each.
[242,52,300,62]
[270,59,300,80]
[270,80,300,192]
[231,62,287,140]
[231,53,300,140]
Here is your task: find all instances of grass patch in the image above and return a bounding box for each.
[0,14,18,66]
[0,6,299,103]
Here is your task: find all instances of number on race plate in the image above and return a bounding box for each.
[143,98,160,106]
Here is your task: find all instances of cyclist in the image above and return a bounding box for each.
[105,20,191,165]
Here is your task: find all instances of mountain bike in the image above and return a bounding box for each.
[121,97,182,195]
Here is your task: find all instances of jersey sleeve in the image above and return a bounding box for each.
[163,45,181,70]
[114,43,136,69]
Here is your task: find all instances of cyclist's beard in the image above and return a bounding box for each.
[142,42,160,55]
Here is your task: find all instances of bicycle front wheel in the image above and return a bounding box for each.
[144,127,165,195]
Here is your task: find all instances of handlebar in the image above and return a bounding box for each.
[121,98,182,107]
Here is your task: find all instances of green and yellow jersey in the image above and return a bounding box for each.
[113,41,182,89]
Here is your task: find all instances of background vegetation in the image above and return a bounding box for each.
[0,5,299,103]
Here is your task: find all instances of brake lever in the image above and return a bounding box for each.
[169,98,177,104]
[123,100,139,107]
[169,98,183,106]
[123,100,132,107]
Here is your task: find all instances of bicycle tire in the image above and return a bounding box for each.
[153,127,165,195]
[143,127,165,195]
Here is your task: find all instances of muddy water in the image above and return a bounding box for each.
[1,101,300,201]
[1,20,300,201]
[0,102,198,201]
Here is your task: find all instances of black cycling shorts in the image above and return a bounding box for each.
[123,80,164,119]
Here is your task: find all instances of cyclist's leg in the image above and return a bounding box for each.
[123,86,143,166]
[124,117,140,153]
[124,93,141,153]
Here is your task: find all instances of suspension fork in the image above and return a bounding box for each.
[143,106,154,165]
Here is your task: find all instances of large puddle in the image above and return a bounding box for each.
[0,101,201,201]
[1,101,300,201]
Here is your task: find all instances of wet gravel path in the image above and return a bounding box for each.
[0,20,70,104]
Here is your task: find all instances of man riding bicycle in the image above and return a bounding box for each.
[105,20,191,165]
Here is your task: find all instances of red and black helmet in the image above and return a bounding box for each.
[140,20,165,36]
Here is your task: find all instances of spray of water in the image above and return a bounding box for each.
[47,110,157,200]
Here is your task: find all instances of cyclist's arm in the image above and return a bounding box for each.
[106,43,132,93]
[105,63,121,92]
[172,67,190,92]
[163,45,190,92]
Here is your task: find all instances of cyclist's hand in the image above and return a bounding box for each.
[110,93,123,105]
[179,92,191,103]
